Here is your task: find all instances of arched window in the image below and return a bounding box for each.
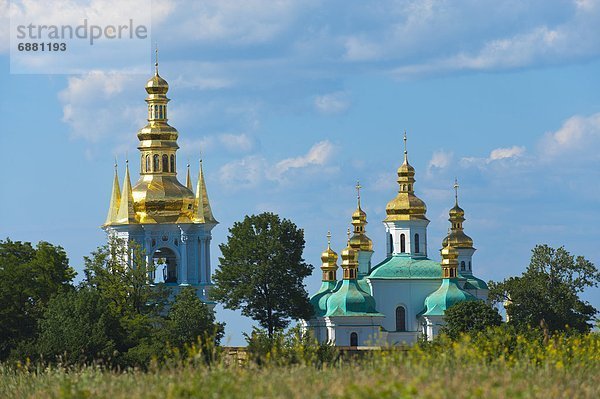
[350,332,358,347]
[414,234,420,253]
[396,306,406,331]
[170,155,175,173]
[153,154,160,171]
[154,105,158,119]
[145,155,150,172]
[461,261,466,271]
[162,154,169,172]
[469,261,472,270]
[159,106,163,119]
[400,234,406,253]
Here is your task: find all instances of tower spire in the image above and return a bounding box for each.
[186,162,193,191]
[193,158,217,224]
[454,177,459,206]
[104,160,121,226]
[115,160,137,224]
[155,44,159,75]
[403,130,408,163]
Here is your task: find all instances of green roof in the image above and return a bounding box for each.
[325,280,383,317]
[461,275,489,290]
[310,281,337,317]
[357,278,371,294]
[422,278,478,316]
[368,255,442,279]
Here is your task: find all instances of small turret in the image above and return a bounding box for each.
[115,160,138,224]
[104,161,121,226]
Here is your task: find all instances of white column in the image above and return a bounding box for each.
[180,232,189,285]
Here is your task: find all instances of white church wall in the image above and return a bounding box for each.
[369,279,441,333]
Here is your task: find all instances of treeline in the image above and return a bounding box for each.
[0,238,223,368]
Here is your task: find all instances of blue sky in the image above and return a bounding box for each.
[2,0,600,345]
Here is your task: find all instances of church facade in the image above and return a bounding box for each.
[304,135,488,346]
[102,57,217,303]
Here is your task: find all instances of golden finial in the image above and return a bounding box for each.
[454,178,459,205]
[355,180,362,207]
[114,156,118,170]
[347,227,351,244]
[154,44,159,75]
[327,231,332,247]
[403,130,408,162]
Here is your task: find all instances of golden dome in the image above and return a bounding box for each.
[349,181,373,251]
[145,73,169,94]
[341,229,359,267]
[384,133,428,222]
[104,52,216,227]
[442,231,474,248]
[441,242,459,262]
[442,179,474,248]
[321,232,339,269]
[132,176,195,224]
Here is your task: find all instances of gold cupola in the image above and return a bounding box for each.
[320,231,339,282]
[130,49,195,224]
[384,132,428,222]
[442,179,474,248]
[440,239,459,279]
[340,228,359,280]
[104,50,217,226]
[349,181,373,252]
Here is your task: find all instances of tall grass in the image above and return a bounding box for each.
[2,329,599,399]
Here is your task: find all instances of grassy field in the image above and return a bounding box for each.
[2,331,599,399]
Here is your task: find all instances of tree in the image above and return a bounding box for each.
[82,237,170,366]
[164,287,224,348]
[212,213,314,338]
[0,239,75,359]
[36,288,123,365]
[441,300,502,339]
[489,244,600,333]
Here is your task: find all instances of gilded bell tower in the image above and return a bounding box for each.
[102,51,218,303]
[383,132,429,257]
[349,181,374,276]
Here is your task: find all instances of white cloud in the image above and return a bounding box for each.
[218,140,337,189]
[427,150,453,174]
[162,0,309,45]
[180,133,255,156]
[58,71,140,143]
[219,155,267,189]
[489,146,526,161]
[275,140,335,175]
[460,145,526,167]
[539,112,600,157]
[314,92,351,114]
[219,133,255,153]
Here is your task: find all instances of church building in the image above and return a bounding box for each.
[304,134,488,346]
[102,54,217,303]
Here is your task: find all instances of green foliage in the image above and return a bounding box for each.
[2,330,599,398]
[163,287,225,349]
[489,244,599,333]
[0,239,75,359]
[212,213,314,337]
[35,288,123,366]
[244,326,338,367]
[441,300,502,339]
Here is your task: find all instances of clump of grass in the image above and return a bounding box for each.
[1,330,599,399]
